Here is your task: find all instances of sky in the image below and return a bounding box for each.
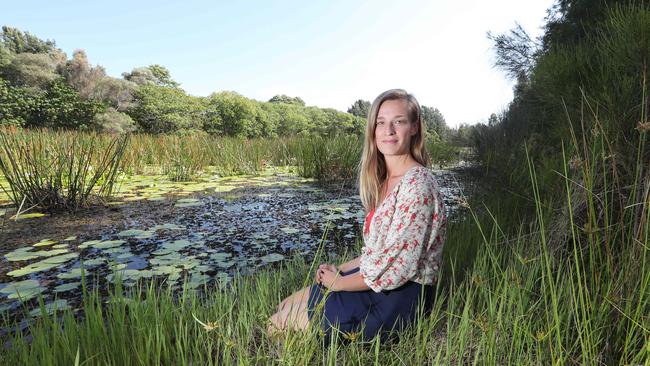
[4,0,556,128]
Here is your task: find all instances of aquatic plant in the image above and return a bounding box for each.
[0,128,128,212]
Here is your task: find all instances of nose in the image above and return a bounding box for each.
[383,122,396,135]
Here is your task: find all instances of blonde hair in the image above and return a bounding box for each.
[358,89,429,213]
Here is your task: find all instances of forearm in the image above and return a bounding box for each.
[337,256,361,273]
[335,272,370,292]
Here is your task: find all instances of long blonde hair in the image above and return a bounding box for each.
[358,89,429,213]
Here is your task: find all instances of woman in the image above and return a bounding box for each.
[269,89,446,342]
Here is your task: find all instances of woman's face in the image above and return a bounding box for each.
[374,99,418,157]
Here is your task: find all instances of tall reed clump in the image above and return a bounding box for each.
[0,128,128,212]
[160,134,210,181]
[288,135,362,184]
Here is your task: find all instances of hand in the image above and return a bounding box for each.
[318,267,341,291]
[316,263,339,285]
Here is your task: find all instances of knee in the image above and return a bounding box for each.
[268,310,286,335]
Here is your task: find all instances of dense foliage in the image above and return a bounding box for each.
[0,26,452,138]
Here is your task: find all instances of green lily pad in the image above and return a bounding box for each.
[107,269,153,283]
[92,240,126,249]
[260,253,285,263]
[4,247,69,262]
[42,253,78,264]
[30,299,70,316]
[280,227,300,234]
[0,280,44,300]
[151,266,182,276]
[78,240,103,249]
[82,258,105,267]
[33,239,57,247]
[159,239,193,251]
[116,229,153,239]
[8,260,58,277]
[175,198,203,208]
[52,244,69,249]
[54,282,81,292]
[63,236,77,241]
[57,268,84,280]
[210,252,232,261]
[4,248,41,262]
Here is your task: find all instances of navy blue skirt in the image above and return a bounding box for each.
[307,267,435,342]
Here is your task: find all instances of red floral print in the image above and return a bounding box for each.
[360,166,446,292]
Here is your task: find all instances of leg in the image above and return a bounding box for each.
[268,286,311,334]
[276,286,310,312]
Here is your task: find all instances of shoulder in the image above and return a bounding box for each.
[399,166,440,198]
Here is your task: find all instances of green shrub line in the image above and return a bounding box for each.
[0,129,464,212]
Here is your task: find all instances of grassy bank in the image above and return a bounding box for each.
[1,152,647,364]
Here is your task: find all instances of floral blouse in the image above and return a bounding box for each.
[360,165,446,293]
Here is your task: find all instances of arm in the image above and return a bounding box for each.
[318,268,370,292]
[337,256,360,273]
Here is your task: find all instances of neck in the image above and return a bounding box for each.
[384,153,417,178]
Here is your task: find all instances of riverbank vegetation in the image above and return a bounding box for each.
[1,0,649,364]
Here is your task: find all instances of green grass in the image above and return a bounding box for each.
[0,128,128,212]
[0,116,648,364]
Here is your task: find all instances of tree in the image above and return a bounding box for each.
[28,78,104,129]
[61,49,107,99]
[268,94,305,106]
[0,78,36,127]
[128,84,202,133]
[122,64,179,88]
[92,77,137,112]
[487,113,499,126]
[271,103,311,136]
[487,23,541,81]
[347,99,370,118]
[0,52,61,88]
[0,26,58,54]
[93,108,137,134]
[421,106,447,137]
[204,91,258,137]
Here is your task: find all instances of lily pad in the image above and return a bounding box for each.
[33,239,57,247]
[4,247,69,262]
[78,240,103,249]
[175,198,203,208]
[92,240,126,249]
[41,253,78,264]
[82,258,105,267]
[260,253,285,263]
[54,282,81,292]
[117,229,153,239]
[30,299,70,316]
[280,227,300,234]
[63,236,77,241]
[0,280,44,300]
[57,268,85,280]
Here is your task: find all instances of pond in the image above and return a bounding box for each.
[0,166,472,323]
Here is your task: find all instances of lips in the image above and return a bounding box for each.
[382,140,398,144]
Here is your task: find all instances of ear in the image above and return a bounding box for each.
[410,120,419,136]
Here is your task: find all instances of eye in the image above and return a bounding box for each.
[376,121,385,125]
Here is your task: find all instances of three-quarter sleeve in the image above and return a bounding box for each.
[359,178,443,293]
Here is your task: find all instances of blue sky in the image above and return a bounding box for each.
[5,0,555,127]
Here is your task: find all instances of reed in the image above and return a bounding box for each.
[0,128,128,212]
